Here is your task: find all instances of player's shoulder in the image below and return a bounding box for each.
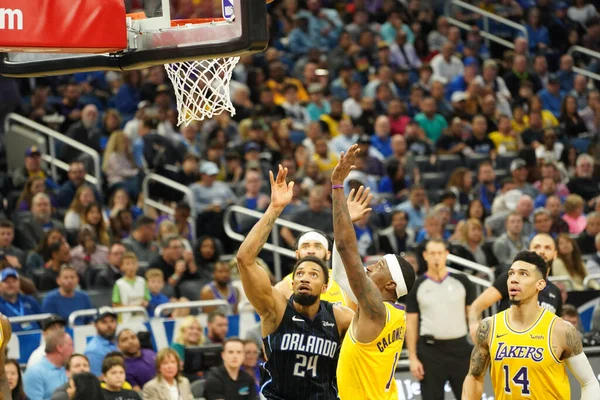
[449,271,473,286]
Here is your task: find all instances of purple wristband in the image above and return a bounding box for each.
[332,184,344,189]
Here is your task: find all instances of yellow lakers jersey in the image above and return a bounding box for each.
[489,308,570,400]
[337,302,406,400]
[284,270,349,307]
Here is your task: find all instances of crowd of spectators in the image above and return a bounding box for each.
[0,0,600,398]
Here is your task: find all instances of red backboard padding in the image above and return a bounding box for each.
[0,0,127,53]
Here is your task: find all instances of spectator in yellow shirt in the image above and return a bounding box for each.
[312,136,339,175]
[265,61,309,106]
[489,115,522,153]
[524,95,559,128]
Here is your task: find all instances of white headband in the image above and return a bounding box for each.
[298,232,329,251]
[383,254,408,298]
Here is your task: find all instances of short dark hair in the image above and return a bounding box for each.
[66,354,89,371]
[49,240,64,256]
[512,250,547,279]
[293,255,330,284]
[0,219,14,229]
[102,356,125,374]
[391,210,409,223]
[561,304,579,318]
[208,310,227,324]
[223,337,244,352]
[135,216,155,230]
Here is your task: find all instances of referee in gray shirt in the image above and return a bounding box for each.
[406,239,475,399]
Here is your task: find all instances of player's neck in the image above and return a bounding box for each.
[293,300,321,319]
[509,300,542,329]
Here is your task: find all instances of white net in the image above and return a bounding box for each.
[164,56,240,126]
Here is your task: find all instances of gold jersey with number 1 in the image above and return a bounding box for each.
[489,308,570,399]
[337,302,406,400]
[283,270,349,307]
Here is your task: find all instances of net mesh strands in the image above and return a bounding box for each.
[164,56,240,126]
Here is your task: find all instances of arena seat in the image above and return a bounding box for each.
[191,379,207,400]
[466,154,490,171]
[88,288,114,308]
[496,152,519,170]
[421,172,447,190]
[436,154,463,174]
[414,155,434,173]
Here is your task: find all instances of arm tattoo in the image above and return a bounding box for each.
[469,318,491,377]
[565,322,583,356]
[332,191,385,319]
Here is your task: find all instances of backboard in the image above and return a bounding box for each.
[0,0,268,77]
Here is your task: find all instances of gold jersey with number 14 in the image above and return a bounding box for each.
[489,308,570,399]
[337,302,406,400]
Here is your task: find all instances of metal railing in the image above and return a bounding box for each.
[446,0,528,52]
[8,313,54,325]
[567,46,600,83]
[68,306,149,326]
[447,254,495,283]
[5,113,102,191]
[583,273,600,290]
[548,276,575,291]
[224,205,309,281]
[141,173,197,240]
[154,300,229,318]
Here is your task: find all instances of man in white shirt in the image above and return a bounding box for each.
[27,315,66,368]
[430,42,464,83]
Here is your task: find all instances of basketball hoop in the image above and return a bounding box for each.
[164,18,240,126]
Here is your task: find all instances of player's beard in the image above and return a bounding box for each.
[293,293,319,306]
[509,298,521,306]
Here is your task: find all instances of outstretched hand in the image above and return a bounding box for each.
[331,144,360,185]
[347,186,373,222]
[269,164,294,209]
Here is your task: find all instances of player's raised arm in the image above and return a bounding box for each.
[462,317,491,400]
[560,320,600,399]
[331,145,386,324]
[236,165,292,332]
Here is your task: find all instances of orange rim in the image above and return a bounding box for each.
[171,18,226,27]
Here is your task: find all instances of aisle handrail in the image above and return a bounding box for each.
[583,273,600,290]
[68,306,149,326]
[548,276,575,291]
[446,254,495,283]
[567,46,600,83]
[8,313,54,324]
[446,0,528,51]
[154,300,229,318]
[223,205,309,281]
[5,113,102,191]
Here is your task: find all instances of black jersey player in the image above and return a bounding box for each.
[236,165,354,400]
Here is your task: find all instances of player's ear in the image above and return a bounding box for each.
[385,280,397,293]
[537,278,547,292]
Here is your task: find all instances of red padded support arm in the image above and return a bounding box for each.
[0,0,127,53]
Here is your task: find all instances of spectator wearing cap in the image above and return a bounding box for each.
[355,134,385,176]
[492,212,530,269]
[528,208,556,241]
[549,2,577,54]
[190,161,237,213]
[38,240,71,292]
[85,310,118,376]
[23,330,73,400]
[12,146,53,190]
[509,158,538,198]
[0,268,42,332]
[122,216,159,264]
[415,97,448,142]
[42,264,93,323]
[430,43,464,84]
[538,74,566,118]
[27,315,67,368]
